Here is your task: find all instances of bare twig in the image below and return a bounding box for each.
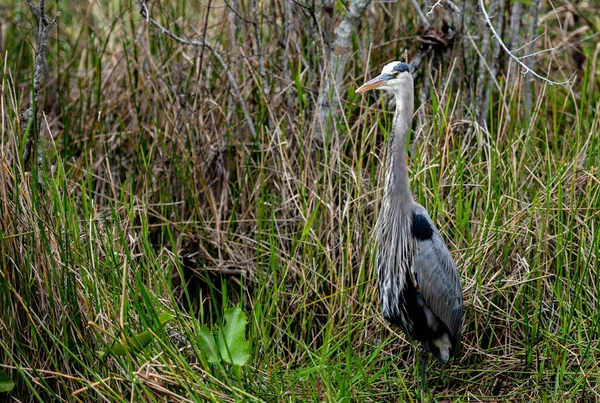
[409,0,430,27]
[510,33,544,55]
[197,0,213,83]
[426,0,444,17]
[479,0,574,86]
[223,0,256,25]
[138,1,257,138]
[21,0,59,185]
[515,46,558,61]
[556,31,600,52]
[139,2,206,47]
[546,0,564,33]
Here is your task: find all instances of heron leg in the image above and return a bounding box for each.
[420,344,429,393]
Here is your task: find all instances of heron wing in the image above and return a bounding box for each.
[411,205,463,339]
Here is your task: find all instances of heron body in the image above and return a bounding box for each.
[357,61,463,388]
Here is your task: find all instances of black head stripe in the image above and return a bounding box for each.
[392,62,410,73]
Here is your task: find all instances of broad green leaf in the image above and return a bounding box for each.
[158,313,174,326]
[100,330,153,357]
[198,325,220,363]
[99,312,174,357]
[0,370,14,392]
[100,340,126,357]
[216,307,250,365]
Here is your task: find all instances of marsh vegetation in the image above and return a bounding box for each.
[1,0,599,401]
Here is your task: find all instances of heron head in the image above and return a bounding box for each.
[356,61,412,94]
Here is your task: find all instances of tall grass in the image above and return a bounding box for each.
[1,0,599,401]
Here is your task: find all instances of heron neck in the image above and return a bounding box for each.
[386,88,414,211]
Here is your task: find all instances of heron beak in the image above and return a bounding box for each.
[356,73,393,93]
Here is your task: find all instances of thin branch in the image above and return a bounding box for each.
[556,31,600,52]
[138,1,257,138]
[426,0,444,17]
[197,0,213,84]
[515,46,558,61]
[511,33,544,55]
[479,0,574,86]
[547,0,563,34]
[223,0,257,25]
[409,0,429,27]
[139,2,207,47]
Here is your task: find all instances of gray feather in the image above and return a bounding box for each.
[412,203,463,339]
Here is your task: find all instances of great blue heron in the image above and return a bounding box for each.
[357,61,463,391]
